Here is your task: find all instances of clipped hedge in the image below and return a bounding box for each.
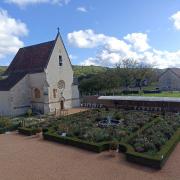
[119,128,180,169]
[43,131,111,153]
[122,90,139,95]
[143,90,161,94]
[0,127,6,134]
[18,127,41,136]
[0,124,20,134]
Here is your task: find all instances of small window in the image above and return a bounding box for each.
[59,55,63,66]
[34,88,41,99]
[53,89,57,98]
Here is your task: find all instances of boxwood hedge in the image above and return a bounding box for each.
[0,124,20,134]
[18,127,41,136]
[43,131,111,153]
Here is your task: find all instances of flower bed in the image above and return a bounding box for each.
[0,117,20,134]
[118,114,180,169]
[43,131,111,153]
[125,128,180,169]
[43,109,158,153]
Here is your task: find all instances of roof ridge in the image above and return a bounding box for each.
[21,40,55,49]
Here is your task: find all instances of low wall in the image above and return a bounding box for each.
[82,96,180,112]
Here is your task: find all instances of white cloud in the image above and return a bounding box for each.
[5,0,71,7]
[67,29,107,48]
[69,54,78,60]
[0,9,28,60]
[170,11,180,30]
[68,29,180,68]
[82,57,98,66]
[77,6,87,13]
[124,33,150,52]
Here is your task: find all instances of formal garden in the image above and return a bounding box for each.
[40,109,180,169]
[0,108,180,169]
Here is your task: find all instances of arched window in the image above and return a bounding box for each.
[53,89,57,98]
[34,88,41,98]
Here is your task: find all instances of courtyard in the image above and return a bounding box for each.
[0,132,179,180]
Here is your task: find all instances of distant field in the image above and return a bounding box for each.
[141,91,180,98]
[124,91,180,98]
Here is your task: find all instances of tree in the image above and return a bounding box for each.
[115,58,155,90]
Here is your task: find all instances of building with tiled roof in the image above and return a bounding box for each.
[159,68,180,91]
[0,32,80,116]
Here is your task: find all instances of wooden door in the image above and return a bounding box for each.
[60,100,64,110]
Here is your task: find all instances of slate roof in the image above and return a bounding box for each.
[169,68,180,78]
[4,40,55,75]
[159,68,180,79]
[0,38,56,91]
[0,72,26,91]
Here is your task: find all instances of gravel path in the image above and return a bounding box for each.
[0,132,180,180]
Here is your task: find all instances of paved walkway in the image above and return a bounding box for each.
[55,108,88,117]
[0,132,180,180]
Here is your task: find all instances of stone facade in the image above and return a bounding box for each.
[0,33,80,116]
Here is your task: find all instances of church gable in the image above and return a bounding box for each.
[45,33,73,83]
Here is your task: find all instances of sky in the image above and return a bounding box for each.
[0,0,180,68]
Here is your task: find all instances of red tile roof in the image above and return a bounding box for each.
[4,40,55,75]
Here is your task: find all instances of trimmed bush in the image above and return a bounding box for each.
[43,131,110,153]
[0,123,20,134]
[122,90,139,95]
[0,127,6,134]
[18,127,40,136]
[143,90,161,94]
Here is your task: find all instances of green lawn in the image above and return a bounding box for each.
[140,91,180,98]
[121,91,180,98]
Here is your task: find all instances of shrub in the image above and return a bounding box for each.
[0,117,11,128]
[27,108,32,117]
[43,131,111,153]
[113,113,122,120]
[18,127,39,136]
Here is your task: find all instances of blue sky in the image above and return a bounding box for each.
[0,0,180,68]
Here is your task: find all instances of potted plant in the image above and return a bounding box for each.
[109,142,118,156]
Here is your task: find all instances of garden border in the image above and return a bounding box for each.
[18,127,41,136]
[0,124,20,134]
[43,131,111,153]
[119,126,180,169]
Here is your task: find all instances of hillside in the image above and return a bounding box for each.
[73,65,108,77]
[0,66,7,75]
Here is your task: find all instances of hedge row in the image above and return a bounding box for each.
[18,127,41,136]
[0,124,20,134]
[43,131,111,153]
[143,90,161,94]
[122,90,139,95]
[119,128,180,169]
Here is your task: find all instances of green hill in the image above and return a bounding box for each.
[0,66,7,75]
[73,65,108,77]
